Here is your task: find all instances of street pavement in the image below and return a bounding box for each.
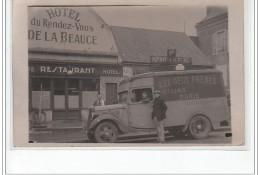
[29,120,231,144]
[117,131,231,144]
[30,130,231,144]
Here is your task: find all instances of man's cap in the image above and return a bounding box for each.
[153,90,161,94]
[142,91,148,94]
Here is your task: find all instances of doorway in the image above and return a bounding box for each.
[106,83,118,105]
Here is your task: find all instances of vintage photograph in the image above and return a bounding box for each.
[27,6,232,144]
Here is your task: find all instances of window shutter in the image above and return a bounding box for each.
[212,32,217,55]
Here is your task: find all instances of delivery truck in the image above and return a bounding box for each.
[87,69,231,143]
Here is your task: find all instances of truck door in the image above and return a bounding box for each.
[128,88,155,128]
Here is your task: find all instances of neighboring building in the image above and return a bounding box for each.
[28,7,122,121]
[195,6,229,91]
[110,26,213,77]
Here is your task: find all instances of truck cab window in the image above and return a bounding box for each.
[118,91,128,104]
[131,88,153,103]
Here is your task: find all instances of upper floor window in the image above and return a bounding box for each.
[212,29,228,55]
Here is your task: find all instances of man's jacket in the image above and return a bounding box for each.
[152,97,167,121]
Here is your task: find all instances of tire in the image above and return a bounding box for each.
[33,111,46,124]
[188,115,211,140]
[94,121,118,143]
[87,132,96,143]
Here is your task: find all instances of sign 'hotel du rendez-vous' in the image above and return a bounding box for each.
[28,7,117,54]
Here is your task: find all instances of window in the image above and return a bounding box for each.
[31,78,51,109]
[68,79,79,95]
[82,79,99,91]
[32,78,50,91]
[131,88,153,103]
[54,79,65,95]
[118,91,128,104]
[212,29,228,55]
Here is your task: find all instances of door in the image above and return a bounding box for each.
[128,103,154,128]
[53,79,81,120]
[106,83,117,105]
[128,88,154,128]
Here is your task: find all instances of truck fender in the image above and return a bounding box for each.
[182,112,213,132]
[88,114,128,133]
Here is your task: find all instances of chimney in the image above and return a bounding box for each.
[207,6,228,15]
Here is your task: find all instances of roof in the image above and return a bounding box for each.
[120,69,222,85]
[110,26,212,66]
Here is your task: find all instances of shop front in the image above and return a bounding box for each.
[28,7,122,121]
[29,62,122,121]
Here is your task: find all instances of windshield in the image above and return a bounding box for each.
[118,91,128,104]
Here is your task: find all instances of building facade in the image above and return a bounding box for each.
[195,6,229,91]
[28,7,123,121]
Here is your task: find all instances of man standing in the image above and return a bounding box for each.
[152,90,167,143]
[93,94,105,106]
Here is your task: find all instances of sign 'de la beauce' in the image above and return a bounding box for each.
[28,8,97,45]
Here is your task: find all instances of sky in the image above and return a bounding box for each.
[93,6,207,36]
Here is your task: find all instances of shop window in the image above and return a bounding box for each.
[131,88,153,103]
[32,78,50,91]
[68,79,79,109]
[54,79,65,95]
[82,79,99,91]
[31,78,51,109]
[212,29,228,55]
[68,79,79,95]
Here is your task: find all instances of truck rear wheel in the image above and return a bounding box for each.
[188,115,211,139]
[94,121,118,143]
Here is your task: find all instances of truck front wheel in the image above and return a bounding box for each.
[188,115,211,140]
[94,121,118,143]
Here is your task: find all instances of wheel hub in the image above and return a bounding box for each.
[105,131,110,136]
[197,124,202,130]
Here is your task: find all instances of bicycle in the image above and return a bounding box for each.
[30,107,46,125]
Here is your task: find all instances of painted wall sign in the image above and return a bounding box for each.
[150,56,192,65]
[167,49,176,58]
[29,63,123,77]
[28,7,117,54]
[154,73,225,101]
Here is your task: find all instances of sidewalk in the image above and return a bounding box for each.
[29,120,85,143]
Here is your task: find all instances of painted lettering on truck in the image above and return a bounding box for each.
[154,73,225,101]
